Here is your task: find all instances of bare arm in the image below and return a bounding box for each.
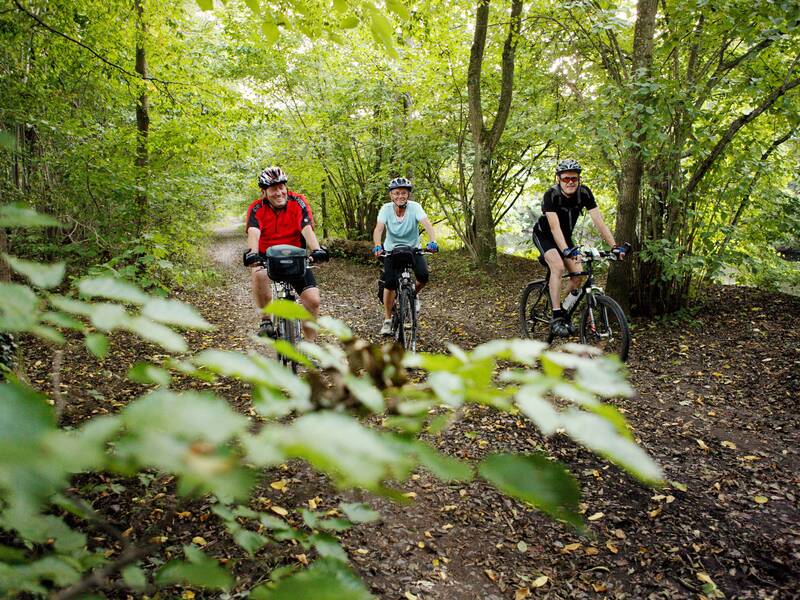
[587,207,616,247]
[372,221,385,247]
[247,227,261,252]
[301,224,321,251]
[546,213,570,252]
[420,217,436,243]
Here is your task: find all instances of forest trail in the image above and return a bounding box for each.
[28,227,799,599]
[201,227,800,599]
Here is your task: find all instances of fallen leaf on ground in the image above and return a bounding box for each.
[270,505,288,516]
[696,439,709,451]
[191,536,207,546]
[606,541,619,554]
[562,543,582,553]
[531,575,549,588]
[588,512,604,521]
[515,588,530,600]
[754,496,768,504]
[721,440,737,449]
[270,479,288,491]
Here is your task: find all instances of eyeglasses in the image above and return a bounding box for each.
[559,176,579,184]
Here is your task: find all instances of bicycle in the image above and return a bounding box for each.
[377,245,432,353]
[258,245,315,373]
[518,245,631,361]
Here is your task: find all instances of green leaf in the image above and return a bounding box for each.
[332,0,348,13]
[428,371,464,407]
[367,6,398,57]
[244,0,259,12]
[339,502,380,524]
[156,551,232,590]
[272,339,312,367]
[142,298,212,330]
[233,528,268,556]
[262,20,279,45]
[263,299,313,321]
[315,316,352,341]
[122,390,247,445]
[0,382,55,442]
[48,295,94,317]
[124,316,187,353]
[409,440,473,481]
[386,0,410,20]
[561,409,663,484]
[255,412,414,489]
[311,533,348,562]
[0,205,59,228]
[85,333,109,359]
[516,386,560,435]
[251,558,373,600]
[78,277,149,305]
[341,16,359,28]
[2,254,65,289]
[40,311,85,331]
[0,283,39,331]
[195,349,271,384]
[479,453,583,528]
[344,374,384,412]
[121,564,148,591]
[195,0,214,11]
[90,303,129,331]
[31,324,65,344]
[127,361,171,386]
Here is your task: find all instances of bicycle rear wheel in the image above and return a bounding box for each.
[395,288,417,352]
[519,281,552,341]
[579,294,630,361]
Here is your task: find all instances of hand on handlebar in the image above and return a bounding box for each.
[426,241,439,253]
[243,249,262,267]
[373,244,383,257]
[562,246,581,259]
[309,247,329,264]
[611,242,631,260]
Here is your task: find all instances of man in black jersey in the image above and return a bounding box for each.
[532,159,626,337]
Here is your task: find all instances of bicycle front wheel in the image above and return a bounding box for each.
[579,294,630,361]
[395,288,417,352]
[519,281,552,341]
[277,318,300,374]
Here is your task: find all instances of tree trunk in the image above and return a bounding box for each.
[466,0,522,268]
[134,0,149,235]
[606,0,658,314]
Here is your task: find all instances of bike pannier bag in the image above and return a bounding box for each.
[265,245,307,281]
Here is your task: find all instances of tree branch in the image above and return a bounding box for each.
[487,0,523,153]
[685,70,800,196]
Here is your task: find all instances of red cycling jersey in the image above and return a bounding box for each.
[246,191,315,252]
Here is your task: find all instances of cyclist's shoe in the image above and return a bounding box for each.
[258,319,277,339]
[563,316,576,335]
[379,319,393,336]
[549,317,572,338]
[414,296,420,314]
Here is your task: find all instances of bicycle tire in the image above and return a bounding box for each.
[518,281,552,341]
[401,288,417,352]
[276,317,299,373]
[579,294,631,362]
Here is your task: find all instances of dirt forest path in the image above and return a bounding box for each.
[26,226,798,599]
[201,226,799,599]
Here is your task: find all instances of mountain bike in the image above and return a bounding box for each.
[378,246,433,353]
[258,245,315,373]
[519,245,631,361]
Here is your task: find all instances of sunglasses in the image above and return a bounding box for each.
[559,176,579,184]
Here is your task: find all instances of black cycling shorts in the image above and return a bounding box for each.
[273,269,317,296]
[382,252,429,290]
[533,229,573,257]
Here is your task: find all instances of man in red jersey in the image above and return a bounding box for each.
[243,167,328,341]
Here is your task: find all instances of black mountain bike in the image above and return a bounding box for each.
[379,246,432,353]
[256,246,315,373]
[519,245,631,361]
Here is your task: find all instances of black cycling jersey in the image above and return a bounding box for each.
[532,184,598,250]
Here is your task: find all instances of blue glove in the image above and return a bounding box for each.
[562,246,580,259]
[611,244,627,259]
[373,244,383,256]
[426,241,439,253]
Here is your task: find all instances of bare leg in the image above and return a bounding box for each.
[251,267,273,313]
[543,249,565,309]
[383,288,396,320]
[299,287,321,342]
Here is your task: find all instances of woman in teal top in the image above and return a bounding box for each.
[372,177,438,335]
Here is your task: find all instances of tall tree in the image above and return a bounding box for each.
[134,0,150,236]
[467,0,523,267]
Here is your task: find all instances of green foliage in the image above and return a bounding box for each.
[0,211,661,596]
